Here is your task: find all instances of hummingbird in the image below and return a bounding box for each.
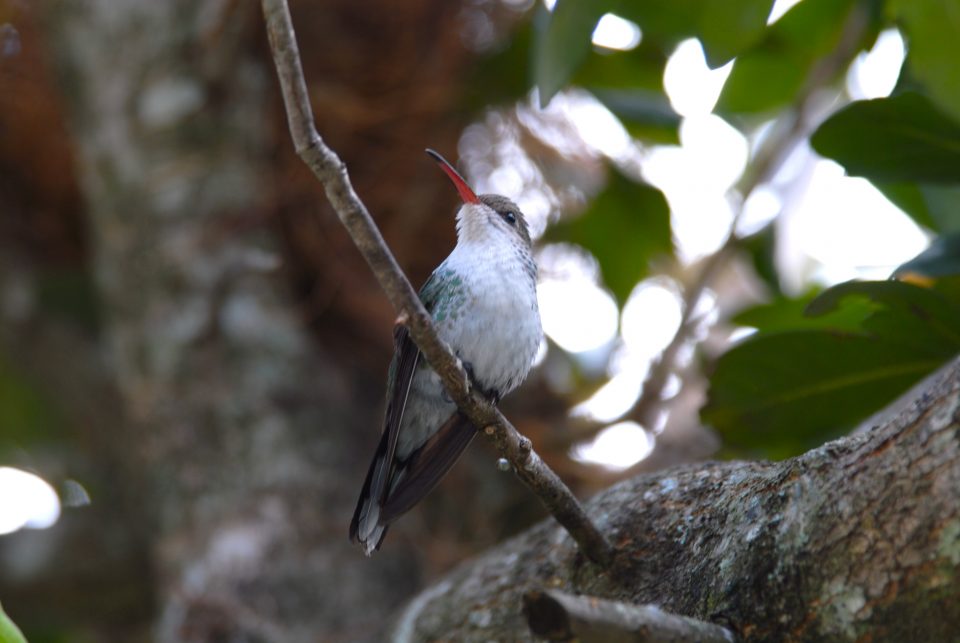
[349,149,542,555]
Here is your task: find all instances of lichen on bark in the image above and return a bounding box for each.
[398,357,960,642]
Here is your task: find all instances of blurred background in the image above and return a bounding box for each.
[1,0,958,640]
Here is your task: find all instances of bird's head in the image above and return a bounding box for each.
[427,149,531,249]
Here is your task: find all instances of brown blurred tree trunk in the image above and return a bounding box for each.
[34,1,471,640]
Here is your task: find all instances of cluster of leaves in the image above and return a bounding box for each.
[479,0,960,457]
[707,89,960,456]
[706,0,960,456]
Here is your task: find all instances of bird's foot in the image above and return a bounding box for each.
[442,358,474,403]
[461,359,476,387]
[463,361,501,404]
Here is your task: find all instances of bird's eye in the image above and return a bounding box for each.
[501,211,517,226]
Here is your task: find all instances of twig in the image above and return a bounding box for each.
[523,589,736,642]
[260,0,615,568]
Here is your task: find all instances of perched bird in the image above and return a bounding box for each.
[349,149,542,555]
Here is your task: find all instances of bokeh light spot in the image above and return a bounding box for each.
[571,421,654,470]
[0,467,61,535]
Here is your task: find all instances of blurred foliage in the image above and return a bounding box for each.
[890,0,960,123]
[719,0,876,114]
[0,604,27,643]
[545,169,671,304]
[534,0,614,104]
[479,0,960,459]
[0,351,64,458]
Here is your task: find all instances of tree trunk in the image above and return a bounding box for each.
[41,2,422,640]
[398,356,960,642]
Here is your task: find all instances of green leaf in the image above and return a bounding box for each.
[894,234,960,280]
[703,329,949,457]
[547,170,672,303]
[706,279,960,456]
[732,291,874,333]
[811,93,960,184]
[534,0,615,106]
[806,279,960,351]
[698,0,775,68]
[806,278,957,316]
[717,0,863,114]
[0,603,27,643]
[891,0,960,123]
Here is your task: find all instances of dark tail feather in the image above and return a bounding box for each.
[380,413,477,524]
[350,413,477,554]
[349,429,392,555]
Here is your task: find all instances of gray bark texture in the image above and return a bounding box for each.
[398,356,960,642]
[40,1,421,641]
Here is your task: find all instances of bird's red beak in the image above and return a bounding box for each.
[426,149,480,204]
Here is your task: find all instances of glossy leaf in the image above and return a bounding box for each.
[547,170,672,303]
[732,292,872,334]
[891,0,960,123]
[806,279,960,352]
[706,279,960,456]
[811,93,960,184]
[703,329,949,456]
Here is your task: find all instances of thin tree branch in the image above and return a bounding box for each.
[260,0,614,567]
[523,589,736,642]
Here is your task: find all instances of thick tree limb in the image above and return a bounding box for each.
[261,0,614,567]
[523,589,735,642]
[396,356,960,641]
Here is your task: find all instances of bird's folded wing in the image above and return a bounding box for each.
[381,412,477,524]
